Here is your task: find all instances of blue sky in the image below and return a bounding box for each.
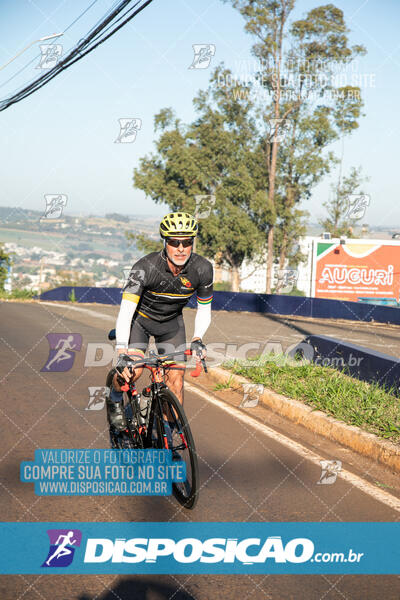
[0,0,399,228]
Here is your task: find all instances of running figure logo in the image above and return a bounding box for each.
[36,44,63,69]
[41,333,82,372]
[42,529,82,568]
[115,118,142,143]
[317,460,342,485]
[188,44,216,69]
[239,383,264,408]
[42,194,67,220]
[345,194,370,221]
[86,386,109,410]
[268,118,291,143]
[195,194,216,219]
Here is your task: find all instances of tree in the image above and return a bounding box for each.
[58,271,94,286]
[125,232,162,254]
[320,166,367,237]
[133,69,267,291]
[105,213,127,222]
[225,0,366,291]
[0,244,11,291]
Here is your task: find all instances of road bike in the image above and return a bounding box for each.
[105,329,207,509]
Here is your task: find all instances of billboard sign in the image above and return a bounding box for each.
[312,240,400,302]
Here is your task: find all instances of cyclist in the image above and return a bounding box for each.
[106,212,213,431]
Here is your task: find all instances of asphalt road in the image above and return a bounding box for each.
[1,300,400,600]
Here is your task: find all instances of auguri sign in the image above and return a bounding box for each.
[312,239,400,302]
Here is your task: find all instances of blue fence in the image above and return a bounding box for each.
[294,334,400,396]
[38,287,400,327]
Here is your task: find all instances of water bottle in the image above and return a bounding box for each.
[137,392,149,425]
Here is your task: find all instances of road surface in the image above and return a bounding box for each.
[0,300,399,599]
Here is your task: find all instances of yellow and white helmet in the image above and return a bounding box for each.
[159,212,198,238]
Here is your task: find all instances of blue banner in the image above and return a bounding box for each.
[0,522,398,574]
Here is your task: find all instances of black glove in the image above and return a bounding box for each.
[116,354,132,375]
[190,339,206,359]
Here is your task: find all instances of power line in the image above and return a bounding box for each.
[0,0,155,112]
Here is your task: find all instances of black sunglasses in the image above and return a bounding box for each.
[166,238,194,248]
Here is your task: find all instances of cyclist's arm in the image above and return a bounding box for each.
[115,295,139,350]
[116,260,147,350]
[193,262,213,342]
[193,301,212,341]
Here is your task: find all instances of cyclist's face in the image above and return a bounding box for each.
[166,237,193,265]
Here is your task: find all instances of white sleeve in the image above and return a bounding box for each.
[193,302,211,341]
[115,298,138,349]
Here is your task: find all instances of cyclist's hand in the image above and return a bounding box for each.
[191,338,206,360]
[116,351,134,383]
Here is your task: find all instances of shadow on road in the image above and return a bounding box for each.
[262,311,400,344]
[78,577,195,600]
[260,313,314,338]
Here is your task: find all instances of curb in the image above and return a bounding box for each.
[207,366,400,473]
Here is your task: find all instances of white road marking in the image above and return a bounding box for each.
[185,382,400,513]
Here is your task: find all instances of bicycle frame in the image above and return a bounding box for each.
[116,348,206,449]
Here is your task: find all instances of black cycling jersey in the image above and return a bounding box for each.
[122,248,213,322]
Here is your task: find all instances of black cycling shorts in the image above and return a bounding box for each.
[129,313,187,365]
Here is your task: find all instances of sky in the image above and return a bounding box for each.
[0,0,399,229]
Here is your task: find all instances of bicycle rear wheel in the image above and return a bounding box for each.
[156,388,199,509]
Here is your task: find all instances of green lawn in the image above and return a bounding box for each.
[223,355,400,444]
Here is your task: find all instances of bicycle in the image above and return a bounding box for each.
[105,329,207,510]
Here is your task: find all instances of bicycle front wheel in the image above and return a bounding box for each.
[156,388,199,510]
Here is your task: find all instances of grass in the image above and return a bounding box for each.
[0,288,36,299]
[213,375,236,391]
[222,354,400,444]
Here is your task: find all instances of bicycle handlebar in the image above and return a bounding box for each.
[117,348,207,377]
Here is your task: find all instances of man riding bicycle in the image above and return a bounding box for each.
[106,211,214,431]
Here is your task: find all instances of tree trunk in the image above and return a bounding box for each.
[266,226,274,294]
[279,229,287,270]
[264,3,287,293]
[231,266,240,292]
